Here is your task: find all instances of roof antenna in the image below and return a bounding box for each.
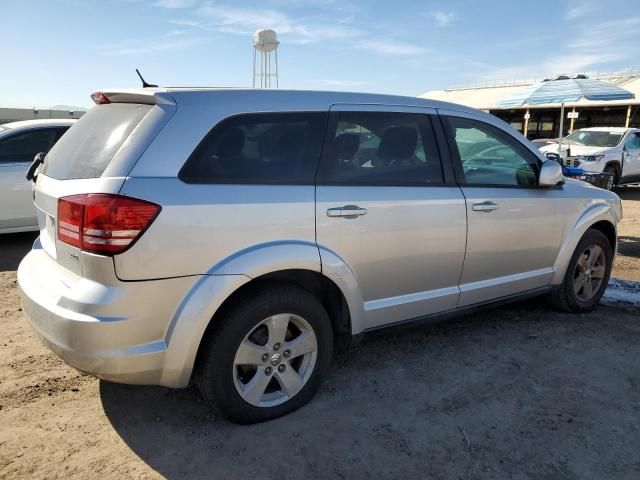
[136,68,158,88]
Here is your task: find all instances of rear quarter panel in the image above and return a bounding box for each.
[115,180,318,280]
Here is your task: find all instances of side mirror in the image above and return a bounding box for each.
[26,152,46,182]
[545,152,561,163]
[539,160,564,187]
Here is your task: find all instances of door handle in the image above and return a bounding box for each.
[327,205,368,218]
[472,201,499,212]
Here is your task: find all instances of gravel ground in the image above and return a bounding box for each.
[0,188,639,479]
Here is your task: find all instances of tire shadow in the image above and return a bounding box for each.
[615,185,640,201]
[617,235,640,258]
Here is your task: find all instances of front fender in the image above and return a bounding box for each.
[551,203,618,284]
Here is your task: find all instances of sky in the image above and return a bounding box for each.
[1,0,639,109]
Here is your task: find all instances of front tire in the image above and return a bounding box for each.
[197,284,333,424]
[548,229,613,313]
[603,164,618,190]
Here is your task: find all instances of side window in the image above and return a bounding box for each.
[317,111,443,185]
[445,116,539,187]
[179,112,327,184]
[52,127,70,144]
[0,128,58,163]
[626,132,640,150]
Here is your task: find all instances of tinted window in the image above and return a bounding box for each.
[44,104,152,180]
[180,112,327,184]
[318,112,443,185]
[0,128,62,163]
[445,116,538,186]
[626,132,640,150]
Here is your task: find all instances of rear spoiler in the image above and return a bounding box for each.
[90,89,176,106]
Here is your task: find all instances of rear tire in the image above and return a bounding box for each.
[548,229,613,313]
[196,284,333,424]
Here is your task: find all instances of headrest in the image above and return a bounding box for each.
[377,126,417,161]
[335,133,360,160]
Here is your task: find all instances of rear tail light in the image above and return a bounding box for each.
[57,194,161,255]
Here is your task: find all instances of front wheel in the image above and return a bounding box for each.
[196,284,333,423]
[548,229,613,312]
[603,165,618,190]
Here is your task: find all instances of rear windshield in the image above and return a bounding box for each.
[43,103,152,179]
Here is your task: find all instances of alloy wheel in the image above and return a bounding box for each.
[573,244,606,302]
[233,313,318,407]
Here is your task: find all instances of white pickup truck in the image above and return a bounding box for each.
[539,127,640,186]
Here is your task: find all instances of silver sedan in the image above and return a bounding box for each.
[0,119,75,234]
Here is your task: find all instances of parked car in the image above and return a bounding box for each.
[0,119,76,233]
[539,127,640,186]
[18,89,621,423]
[531,137,560,149]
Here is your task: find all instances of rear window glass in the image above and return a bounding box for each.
[179,112,327,184]
[43,104,151,180]
[317,111,443,185]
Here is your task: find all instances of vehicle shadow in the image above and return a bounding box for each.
[0,232,38,272]
[99,299,640,479]
[615,185,640,201]
[617,235,640,258]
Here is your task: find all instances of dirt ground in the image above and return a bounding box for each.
[1,188,639,479]
[613,186,640,281]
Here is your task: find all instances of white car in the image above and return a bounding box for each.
[0,119,76,233]
[539,127,640,186]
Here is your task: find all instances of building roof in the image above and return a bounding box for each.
[419,71,640,110]
[1,119,77,130]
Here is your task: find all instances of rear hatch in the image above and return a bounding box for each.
[33,90,176,277]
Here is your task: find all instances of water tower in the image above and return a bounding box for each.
[253,29,279,88]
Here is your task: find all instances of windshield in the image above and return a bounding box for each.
[565,130,623,148]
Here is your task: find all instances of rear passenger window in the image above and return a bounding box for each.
[179,112,327,184]
[317,112,443,185]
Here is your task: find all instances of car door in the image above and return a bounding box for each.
[439,109,565,307]
[0,127,65,231]
[315,105,467,330]
[622,131,640,179]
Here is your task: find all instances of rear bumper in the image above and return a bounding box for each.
[18,245,197,386]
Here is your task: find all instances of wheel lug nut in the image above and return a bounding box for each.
[261,353,268,362]
[265,367,272,375]
[283,350,290,358]
[278,364,286,372]
[273,343,280,351]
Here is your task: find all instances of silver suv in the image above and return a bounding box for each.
[18,88,622,423]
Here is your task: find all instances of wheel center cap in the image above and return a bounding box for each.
[270,353,282,366]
